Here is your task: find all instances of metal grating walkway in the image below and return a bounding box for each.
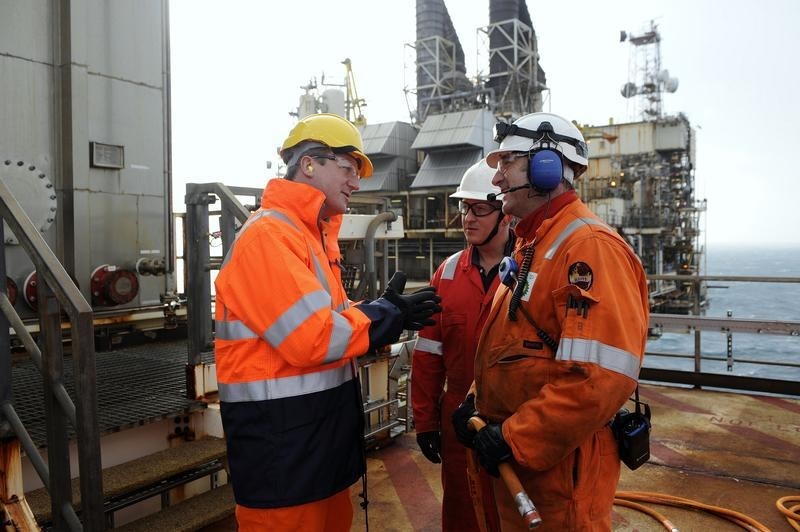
[11,339,212,447]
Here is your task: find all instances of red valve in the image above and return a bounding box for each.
[90,265,139,306]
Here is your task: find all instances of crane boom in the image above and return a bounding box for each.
[342,58,367,126]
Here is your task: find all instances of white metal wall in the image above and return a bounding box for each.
[0,0,173,317]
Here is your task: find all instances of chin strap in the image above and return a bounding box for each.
[477,210,505,246]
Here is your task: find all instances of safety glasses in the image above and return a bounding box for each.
[312,154,360,179]
[497,152,530,173]
[458,201,501,217]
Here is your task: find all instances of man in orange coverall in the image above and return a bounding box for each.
[452,112,649,531]
[411,159,512,532]
[214,113,441,532]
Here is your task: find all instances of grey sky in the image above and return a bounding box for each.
[170,0,800,246]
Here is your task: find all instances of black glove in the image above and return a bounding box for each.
[473,423,512,477]
[451,394,478,448]
[416,431,442,464]
[381,271,442,331]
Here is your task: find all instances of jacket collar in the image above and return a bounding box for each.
[514,190,578,239]
[260,178,343,259]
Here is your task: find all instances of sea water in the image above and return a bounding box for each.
[645,245,800,381]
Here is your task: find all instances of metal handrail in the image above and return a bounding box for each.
[184,183,260,368]
[644,273,800,397]
[0,179,103,530]
[648,273,800,284]
[651,313,800,336]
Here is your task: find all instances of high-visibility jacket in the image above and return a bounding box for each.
[412,246,501,532]
[215,178,378,510]
[474,192,649,531]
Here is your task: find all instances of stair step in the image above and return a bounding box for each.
[25,436,227,524]
[114,483,234,532]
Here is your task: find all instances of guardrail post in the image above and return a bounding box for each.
[726,310,734,371]
[693,275,701,385]
[38,283,72,531]
[185,185,215,368]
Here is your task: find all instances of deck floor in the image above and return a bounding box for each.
[12,338,798,530]
[207,383,799,531]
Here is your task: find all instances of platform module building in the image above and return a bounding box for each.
[576,21,707,313]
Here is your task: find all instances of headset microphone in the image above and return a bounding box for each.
[487,184,532,201]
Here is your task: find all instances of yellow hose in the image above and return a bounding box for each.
[614,491,771,532]
[776,496,800,531]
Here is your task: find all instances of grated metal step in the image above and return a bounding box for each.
[114,483,234,532]
[11,338,213,447]
[25,436,228,526]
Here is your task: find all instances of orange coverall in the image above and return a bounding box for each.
[474,191,649,531]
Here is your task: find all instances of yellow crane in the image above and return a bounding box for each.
[342,58,367,126]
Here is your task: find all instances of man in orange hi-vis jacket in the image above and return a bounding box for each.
[214,113,441,532]
[452,112,649,531]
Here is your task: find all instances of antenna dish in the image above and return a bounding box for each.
[665,78,679,93]
[657,69,670,83]
[621,82,638,98]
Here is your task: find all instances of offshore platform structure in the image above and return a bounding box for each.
[349,0,548,280]
[297,6,705,310]
[575,21,707,313]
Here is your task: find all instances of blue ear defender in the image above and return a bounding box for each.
[527,149,563,192]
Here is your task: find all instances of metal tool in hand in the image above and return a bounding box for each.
[469,416,543,529]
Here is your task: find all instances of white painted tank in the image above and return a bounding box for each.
[321,89,345,117]
[297,94,318,119]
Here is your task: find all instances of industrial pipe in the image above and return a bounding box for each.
[364,211,397,300]
[135,257,167,276]
[469,416,542,529]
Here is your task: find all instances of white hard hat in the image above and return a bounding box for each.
[486,112,589,181]
[449,159,501,201]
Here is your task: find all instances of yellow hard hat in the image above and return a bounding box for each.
[280,113,373,177]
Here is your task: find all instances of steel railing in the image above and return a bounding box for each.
[0,179,103,530]
[644,274,800,396]
[183,183,257,367]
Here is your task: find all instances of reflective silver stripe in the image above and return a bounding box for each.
[221,209,299,268]
[544,218,608,260]
[324,313,353,363]
[260,209,296,228]
[263,289,331,347]
[218,364,353,402]
[556,337,641,380]
[220,208,339,306]
[335,301,350,312]
[441,251,463,280]
[216,319,258,340]
[414,336,443,355]
[310,251,331,295]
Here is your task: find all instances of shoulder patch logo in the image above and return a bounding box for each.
[568,261,593,290]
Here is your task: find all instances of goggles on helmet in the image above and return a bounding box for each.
[493,121,588,159]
